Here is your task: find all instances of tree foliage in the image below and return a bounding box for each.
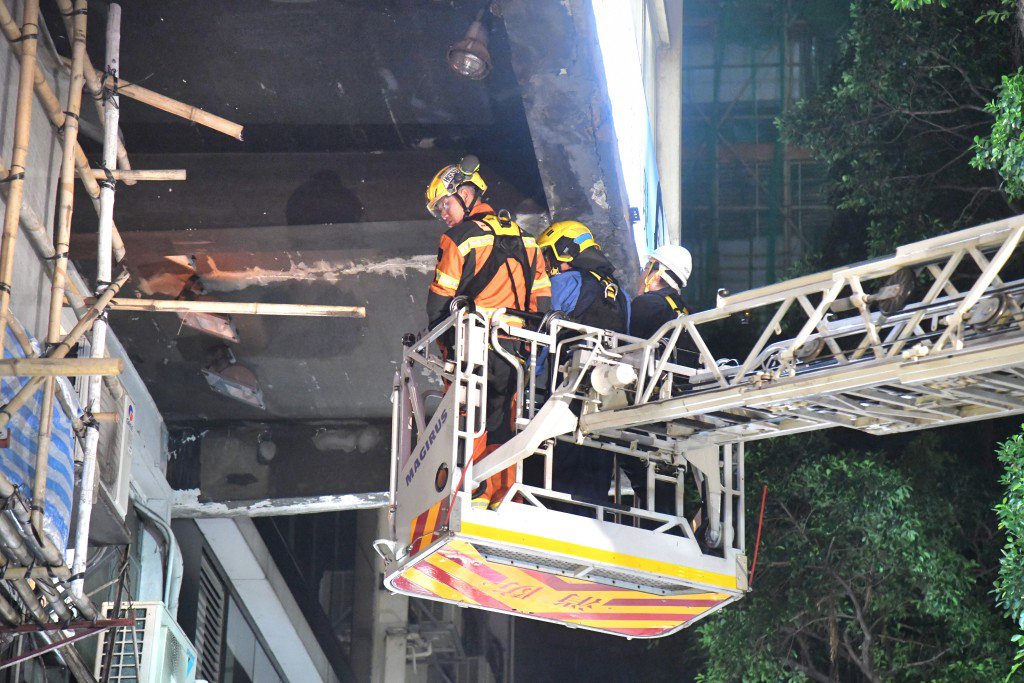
[889,1,1024,202]
[997,427,1024,678]
[695,1,1023,679]
[697,434,1015,683]
[777,0,1014,262]
[972,69,1024,200]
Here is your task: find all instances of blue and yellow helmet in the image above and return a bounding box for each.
[536,220,599,269]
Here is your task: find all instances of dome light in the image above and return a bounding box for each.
[447,10,492,80]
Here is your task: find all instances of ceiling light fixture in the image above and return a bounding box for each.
[447,8,492,80]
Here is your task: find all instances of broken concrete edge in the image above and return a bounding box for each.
[171,488,388,517]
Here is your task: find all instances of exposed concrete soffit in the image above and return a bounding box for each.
[173,490,387,518]
[501,0,640,282]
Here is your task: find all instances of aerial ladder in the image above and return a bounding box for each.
[374,214,1024,638]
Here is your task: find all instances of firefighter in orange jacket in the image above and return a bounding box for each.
[424,156,551,508]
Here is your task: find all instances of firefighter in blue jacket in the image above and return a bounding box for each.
[535,220,630,503]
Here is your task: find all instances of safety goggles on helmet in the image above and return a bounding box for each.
[428,195,460,220]
[425,155,487,218]
[642,258,681,292]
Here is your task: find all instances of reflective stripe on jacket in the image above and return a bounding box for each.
[427,204,551,325]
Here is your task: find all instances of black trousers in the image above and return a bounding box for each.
[551,441,615,502]
[485,340,519,446]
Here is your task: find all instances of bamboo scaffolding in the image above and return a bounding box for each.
[0,357,122,377]
[104,298,367,317]
[33,376,55,533]
[90,168,186,182]
[6,316,87,438]
[100,74,244,140]
[33,0,88,538]
[0,162,87,306]
[0,0,41,354]
[0,0,127,261]
[52,0,135,186]
[0,269,130,433]
[71,4,121,599]
[0,590,17,626]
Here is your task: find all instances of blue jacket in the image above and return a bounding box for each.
[538,270,630,375]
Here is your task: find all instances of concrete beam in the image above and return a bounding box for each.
[69,151,547,233]
[172,491,387,518]
[168,420,390,504]
[654,0,683,245]
[501,0,640,283]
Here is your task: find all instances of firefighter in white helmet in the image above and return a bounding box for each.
[631,245,694,343]
[628,245,698,511]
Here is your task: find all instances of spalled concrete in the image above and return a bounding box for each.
[501,0,640,283]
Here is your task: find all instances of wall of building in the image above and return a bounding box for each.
[681,0,837,306]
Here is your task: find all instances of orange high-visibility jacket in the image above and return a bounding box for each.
[427,204,551,325]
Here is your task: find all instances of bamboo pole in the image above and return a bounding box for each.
[72,4,121,599]
[104,298,367,317]
[90,169,186,182]
[0,0,41,353]
[0,155,87,304]
[52,0,135,185]
[0,358,122,377]
[7,315,87,436]
[0,0,128,261]
[32,377,54,533]
[100,75,244,140]
[33,0,89,536]
[0,270,130,433]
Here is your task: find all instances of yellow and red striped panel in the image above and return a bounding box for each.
[391,540,732,637]
[406,498,451,557]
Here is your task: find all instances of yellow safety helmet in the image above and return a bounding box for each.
[424,155,487,218]
[536,220,599,272]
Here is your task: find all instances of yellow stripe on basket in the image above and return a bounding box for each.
[423,500,443,535]
[461,522,738,590]
[564,618,682,631]
[408,514,422,548]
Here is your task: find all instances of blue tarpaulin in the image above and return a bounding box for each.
[0,324,76,552]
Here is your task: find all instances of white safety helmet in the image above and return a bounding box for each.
[644,245,692,291]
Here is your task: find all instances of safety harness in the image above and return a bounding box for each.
[569,270,627,332]
[662,292,688,316]
[457,212,537,313]
[572,271,619,317]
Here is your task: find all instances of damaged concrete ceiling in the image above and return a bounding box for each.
[55,0,635,502]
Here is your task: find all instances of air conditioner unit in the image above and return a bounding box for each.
[96,378,135,519]
[94,601,198,683]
